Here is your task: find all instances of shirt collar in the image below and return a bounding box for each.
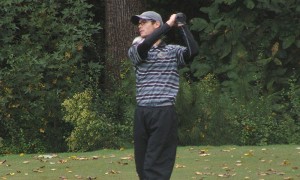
[153,41,166,48]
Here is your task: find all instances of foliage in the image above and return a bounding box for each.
[176,73,232,145]
[61,57,136,152]
[0,0,299,153]
[0,0,101,153]
[176,73,300,146]
[0,137,3,148]
[62,90,114,151]
[62,85,134,152]
[176,0,300,145]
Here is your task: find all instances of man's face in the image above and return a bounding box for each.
[138,19,160,38]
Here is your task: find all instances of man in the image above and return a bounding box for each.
[128,11,199,180]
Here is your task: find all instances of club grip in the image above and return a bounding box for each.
[175,12,186,25]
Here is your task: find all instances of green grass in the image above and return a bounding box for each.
[1,145,300,180]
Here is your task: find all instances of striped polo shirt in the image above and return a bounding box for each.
[128,42,187,107]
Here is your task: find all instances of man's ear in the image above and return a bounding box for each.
[154,21,161,28]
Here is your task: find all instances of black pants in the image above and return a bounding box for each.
[134,105,178,180]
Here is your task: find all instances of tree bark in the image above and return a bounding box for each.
[105,0,145,89]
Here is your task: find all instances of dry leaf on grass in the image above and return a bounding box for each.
[175,164,186,168]
[120,156,133,160]
[86,176,97,179]
[0,160,6,165]
[105,170,121,175]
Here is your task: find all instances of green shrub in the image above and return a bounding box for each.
[0,0,101,153]
[62,89,134,151]
[176,0,300,146]
[177,72,300,146]
[0,137,3,148]
[176,73,235,145]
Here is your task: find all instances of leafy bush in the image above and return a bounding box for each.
[0,0,101,153]
[177,73,235,145]
[174,0,300,146]
[0,137,3,148]
[176,73,300,146]
[62,88,134,151]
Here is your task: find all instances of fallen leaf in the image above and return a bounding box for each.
[175,164,186,168]
[218,173,230,178]
[244,150,254,157]
[120,156,133,160]
[58,159,68,163]
[0,160,6,165]
[69,156,77,160]
[105,170,121,175]
[92,156,99,160]
[87,176,97,179]
[281,160,290,166]
[117,161,129,166]
[32,168,43,173]
[39,159,48,163]
[74,175,83,179]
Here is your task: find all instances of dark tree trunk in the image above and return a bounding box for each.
[105,0,145,89]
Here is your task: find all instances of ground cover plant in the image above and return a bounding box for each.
[1,145,300,180]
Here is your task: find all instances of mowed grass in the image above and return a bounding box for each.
[1,145,300,180]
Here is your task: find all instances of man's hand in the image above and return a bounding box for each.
[166,14,177,27]
[166,13,186,27]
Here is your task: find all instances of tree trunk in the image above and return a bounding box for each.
[105,0,145,89]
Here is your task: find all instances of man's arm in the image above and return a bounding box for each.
[136,14,180,60]
[178,24,199,64]
[137,24,171,59]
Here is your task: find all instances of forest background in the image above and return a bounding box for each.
[0,0,299,153]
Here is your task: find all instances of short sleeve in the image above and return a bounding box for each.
[175,46,187,67]
[128,45,144,66]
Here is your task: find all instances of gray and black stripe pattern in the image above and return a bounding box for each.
[128,43,186,106]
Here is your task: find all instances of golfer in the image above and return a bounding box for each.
[128,11,199,180]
